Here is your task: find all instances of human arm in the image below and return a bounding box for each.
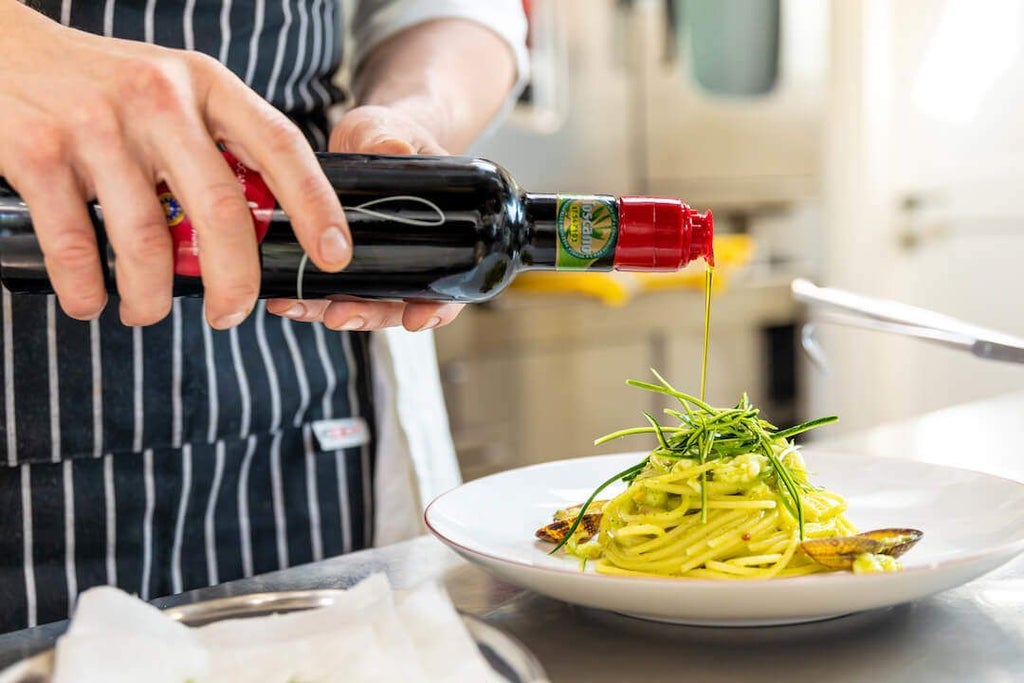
[265,3,527,331]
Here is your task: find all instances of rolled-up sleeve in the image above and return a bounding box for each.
[350,0,530,97]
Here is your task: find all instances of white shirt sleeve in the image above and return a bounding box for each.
[349,0,530,99]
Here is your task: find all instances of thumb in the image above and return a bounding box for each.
[330,113,416,155]
[361,136,417,155]
[329,107,448,155]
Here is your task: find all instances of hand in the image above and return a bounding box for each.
[265,106,464,332]
[0,3,351,328]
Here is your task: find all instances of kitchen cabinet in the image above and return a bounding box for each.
[433,278,802,480]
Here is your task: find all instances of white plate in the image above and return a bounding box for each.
[425,450,1024,626]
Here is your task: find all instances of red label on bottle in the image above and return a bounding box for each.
[160,151,277,277]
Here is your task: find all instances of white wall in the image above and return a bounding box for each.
[814,0,1024,434]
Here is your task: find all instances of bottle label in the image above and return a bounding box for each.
[555,195,618,270]
[159,151,277,277]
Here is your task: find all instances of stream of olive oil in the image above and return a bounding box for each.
[699,266,714,403]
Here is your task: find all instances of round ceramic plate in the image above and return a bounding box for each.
[425,450,1024,626]
[0,591,548,683]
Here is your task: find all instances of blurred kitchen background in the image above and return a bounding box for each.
[434,0,1024,480]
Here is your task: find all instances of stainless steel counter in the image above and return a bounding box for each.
[3,392,1024,681]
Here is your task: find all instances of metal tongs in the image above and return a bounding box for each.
[792,278,1024,365]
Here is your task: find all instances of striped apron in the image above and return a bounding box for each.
[0,0,376,632]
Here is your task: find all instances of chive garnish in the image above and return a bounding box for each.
[549,371,837,554]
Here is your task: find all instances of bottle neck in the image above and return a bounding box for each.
[521,193,715,272]
[521,193,620,272]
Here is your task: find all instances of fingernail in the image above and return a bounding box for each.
[420,316,442,331]
[338,316,366,331]
[214,311,247,329]
[282,303,306,319]
[319,226,350,269]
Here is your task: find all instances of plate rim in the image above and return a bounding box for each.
[424,449,1024,591]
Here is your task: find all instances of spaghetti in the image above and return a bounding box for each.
[566,449,857,579]
[539,372,910,579]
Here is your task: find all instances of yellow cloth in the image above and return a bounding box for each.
[510,235,754,306]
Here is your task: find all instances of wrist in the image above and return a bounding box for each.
[350,19,510,154]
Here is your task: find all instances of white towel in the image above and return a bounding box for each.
[51,574,502,683]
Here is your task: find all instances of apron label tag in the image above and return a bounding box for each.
[311,418,370,451]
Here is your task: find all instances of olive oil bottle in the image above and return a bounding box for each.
[0,153,713,302]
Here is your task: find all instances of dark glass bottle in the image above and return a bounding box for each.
[0,154,713,302]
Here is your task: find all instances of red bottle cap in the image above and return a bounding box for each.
[613,197,714,271]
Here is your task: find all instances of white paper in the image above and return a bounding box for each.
[51,574,501,683]
[397,581,505,683]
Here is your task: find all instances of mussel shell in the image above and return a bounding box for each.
[855,528,923,559]
[800,528,923,570]
[535,513,603,544]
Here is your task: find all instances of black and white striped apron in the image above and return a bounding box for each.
[0,0,376,633]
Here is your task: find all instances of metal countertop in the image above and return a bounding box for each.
[3,392,1023,682]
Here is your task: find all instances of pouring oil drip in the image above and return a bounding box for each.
[699,265,714,403]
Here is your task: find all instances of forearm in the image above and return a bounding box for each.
[351,18,517,154]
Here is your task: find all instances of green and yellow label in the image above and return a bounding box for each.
[159,191,185,227]
[555,195,618,270]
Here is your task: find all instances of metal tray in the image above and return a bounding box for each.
[0,590,549,683]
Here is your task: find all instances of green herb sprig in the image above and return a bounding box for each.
[549,371,837,554]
